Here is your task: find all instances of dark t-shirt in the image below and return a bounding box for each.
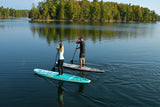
[79,41,85,54]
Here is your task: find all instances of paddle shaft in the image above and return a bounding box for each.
[52,51,58,71]
[71,44,78,62]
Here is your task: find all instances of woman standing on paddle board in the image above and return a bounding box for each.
[76,37,85,68]
[57,43,64,76]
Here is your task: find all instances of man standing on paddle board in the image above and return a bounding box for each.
[76,37,85,68]
[57,43,64,76]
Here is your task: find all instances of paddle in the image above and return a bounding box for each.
[70,44,78,63]
[52,50,58,71]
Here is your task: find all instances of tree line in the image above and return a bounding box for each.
[0,6,29,18]
[29,0,158,22]
[158,16,160,21]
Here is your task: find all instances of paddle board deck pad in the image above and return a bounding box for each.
[34,69,91,83]
[56,62,104,73]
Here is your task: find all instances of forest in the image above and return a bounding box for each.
[0,6,29,18]
[29,0,158,22]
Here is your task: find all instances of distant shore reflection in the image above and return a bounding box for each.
[30,22,149,44]
[57,81,64,105]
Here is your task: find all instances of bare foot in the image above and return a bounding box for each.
[58,74,61,76]
[78,66,82,69]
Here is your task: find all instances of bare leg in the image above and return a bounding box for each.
[82,59,85,67]
[80,59,82,68]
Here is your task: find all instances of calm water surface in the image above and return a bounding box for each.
[0,18,160,107]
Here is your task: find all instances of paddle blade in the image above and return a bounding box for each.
[52,67,55,71]
[70,60,73,64]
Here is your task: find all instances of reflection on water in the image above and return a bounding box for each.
[0,25,4,27]
[57,81,64,105]
[79,71,85,77]
[78,84,85,94]
[0,25,5,28]
[30,22,152,44]
[57,81,85,106]
[1,18,160,106]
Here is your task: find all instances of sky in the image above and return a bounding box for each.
[0,0,159,15]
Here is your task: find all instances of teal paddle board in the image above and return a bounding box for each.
[34,68,91,83]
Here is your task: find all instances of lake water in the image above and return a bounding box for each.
[0,18,160,107]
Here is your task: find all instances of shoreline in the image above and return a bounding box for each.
[0,18,156,23]
[30,19,156,23]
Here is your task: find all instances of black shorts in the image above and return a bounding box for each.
[80,53,85,59]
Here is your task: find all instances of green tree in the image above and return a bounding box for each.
[113,3,120,21]
[4,8,10,18]
[90,1,100,20]
[47,0,56,19]
[126,4,133,21]
[41,3,50,19]
[135,6,143,21]
[150,11,157,22]
[37,2,43,15]
[81,0,90,20]
[132,5,136,21]
[100,0,105,20]
[104,2,114,21]
[29,3,40,19]
[28,0,158,22]
[57,0,64,19]
[142,8,150,21]
[65,0,75,19]
[118,4,128,22]
[22,10,29,17]
[74,1,81,20]
[0,6,3,17]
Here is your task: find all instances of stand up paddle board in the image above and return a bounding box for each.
[34,68,91,83]
[56,62,104,73]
